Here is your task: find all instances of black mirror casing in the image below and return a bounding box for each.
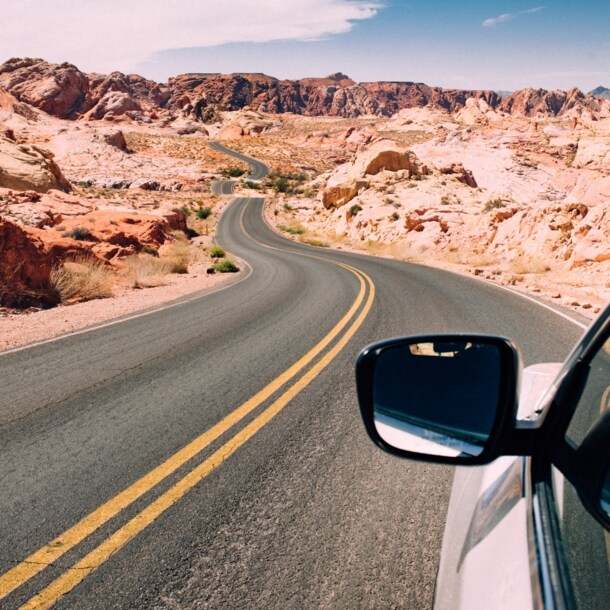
[356,334,522,465]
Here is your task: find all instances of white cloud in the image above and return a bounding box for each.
[482,6,544,27]
[1,1,382,73]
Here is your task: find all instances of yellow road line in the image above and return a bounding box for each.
[21,267,376,610]
[0,269,368,602]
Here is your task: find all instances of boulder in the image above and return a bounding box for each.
[0,136,72,192]
[351,139,425,176]
[83,91,141,120]
[322,180,369,209]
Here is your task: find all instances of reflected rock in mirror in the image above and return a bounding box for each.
[372,339,502,457]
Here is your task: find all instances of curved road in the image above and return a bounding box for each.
[0,147,588,609]
[210,142,269,194]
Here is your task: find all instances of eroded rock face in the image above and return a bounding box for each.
[499,87,610,118]
[352,140,426,176]
[0,136,72,192]
[0,59,171,121]
[0,217,94,306]
[57,209,187,260]
[322,180,369,209]
[0,58,89,119]
[2,58,608,122]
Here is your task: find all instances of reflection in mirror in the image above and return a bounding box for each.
[373,339,502,457]
[601,468,610,518]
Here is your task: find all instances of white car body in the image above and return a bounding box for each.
[434,363,563,610]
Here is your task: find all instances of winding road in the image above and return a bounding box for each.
[0,144,588,609]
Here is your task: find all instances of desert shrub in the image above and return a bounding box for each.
[304,239,329,247]
[210,245,226,258]
[244,181,261,189]
[163,239,191,274]
[213,259,239,273]
[196,207,213,219]
[302,187,314,198]
[283,203,294,212]
[389,211,400,222]
[510,254,551,275]
[483,198,506,212]
[279,225,305,235]
[267,171,308,194]
[349,204,363,217]
[64,226,95,241]
[222,167,247,178]
[50,259,114,302]
[125,255,169,288]
[180,204,192,216]
[141,245,159,257]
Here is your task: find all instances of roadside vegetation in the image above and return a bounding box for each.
[50,259,114,302]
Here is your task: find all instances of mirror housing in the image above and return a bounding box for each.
[356,334,522,465]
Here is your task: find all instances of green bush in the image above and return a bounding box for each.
[222,167,247,178]
[483,198,506,212]
[141,245,159,257]
[279,225,305,235]
[63,226,95,241]
[244,180,261,189]
[196,207,212,219]
[213,259,239,273]
[349,204,363,217]
[210,245,226,258]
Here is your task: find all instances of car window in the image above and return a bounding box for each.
[552,335,610,609]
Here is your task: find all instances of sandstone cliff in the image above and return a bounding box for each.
[2,58,608,122]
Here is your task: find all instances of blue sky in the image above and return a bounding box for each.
[3,1,609,91]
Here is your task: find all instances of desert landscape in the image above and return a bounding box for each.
[1,57,609,351]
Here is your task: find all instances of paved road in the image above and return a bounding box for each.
[210,141,268,194]
[0,149,587,609]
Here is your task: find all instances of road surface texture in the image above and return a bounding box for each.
[0,146,588,609]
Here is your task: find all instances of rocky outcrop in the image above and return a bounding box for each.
[0,136,71,192]
[2,58,608,121]
[58,210,187,260]
[166,72,501,118]
[322,180,369,209]
[216,109,274,139]
[0,59,171,121]
[0,216,96,306]
[352,139,426,176]
[498,87,608,117]
[0,58,89,119]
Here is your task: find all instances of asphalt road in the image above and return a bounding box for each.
[0,148,588,609]
[210,142,269,194]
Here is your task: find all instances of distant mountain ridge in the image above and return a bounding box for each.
[0,57,608,122]
[589,86,610,99]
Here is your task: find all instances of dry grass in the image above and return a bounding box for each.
[124,239,193,288]
[164,237,191,273]
[50,259,114,302]
[509,253,551,275]
[124,255,169,288]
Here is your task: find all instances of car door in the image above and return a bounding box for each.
[540,329,610,609]
[357,306,610,610]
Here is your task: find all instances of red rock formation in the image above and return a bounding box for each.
[2,58,608,121]
[0,217,96,306]
[0,58,89,119]
[498,87,605,117]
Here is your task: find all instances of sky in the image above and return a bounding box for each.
[2,1,609,92]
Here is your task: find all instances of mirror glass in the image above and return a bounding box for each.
[372,339,502,457]
[601,467,610,519]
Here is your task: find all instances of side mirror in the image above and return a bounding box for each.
[356,334,521,465]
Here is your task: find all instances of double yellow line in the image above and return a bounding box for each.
[1,255,375,609]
